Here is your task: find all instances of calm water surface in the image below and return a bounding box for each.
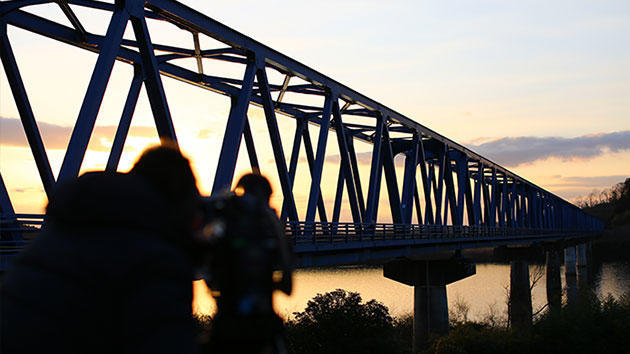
[193,261,630,321]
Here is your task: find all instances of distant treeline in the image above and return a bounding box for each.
[575,178,630,227]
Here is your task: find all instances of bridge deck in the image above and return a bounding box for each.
[1,215,598,269]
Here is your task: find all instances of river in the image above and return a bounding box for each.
[193,260,630,321]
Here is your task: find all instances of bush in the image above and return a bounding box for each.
[530,292,630,354]
[422,291,630,354]
[285,289,404,354]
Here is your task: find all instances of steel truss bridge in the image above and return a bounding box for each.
[0,0,602,269]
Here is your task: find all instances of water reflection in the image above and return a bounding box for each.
[193,262,630,321]
[596,261,630,299]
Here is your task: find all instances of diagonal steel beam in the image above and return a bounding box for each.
[0,23,55,195]
[256,63,298,222]
[365,114,384,223]
[130,13,177,142]
[212,61,256,194]
[57,5,130,182]
[305,93,332,223]
[106,64,144,172]
[301,120,327,222]
[242,115,260,175]
[381,123,403,224]
[332,101,362,223]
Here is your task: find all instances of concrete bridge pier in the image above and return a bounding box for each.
[564,246,578,304]
[509,259,533,329]
[545,248,562,312]
[384,258,475,352]
[494,246,539,329]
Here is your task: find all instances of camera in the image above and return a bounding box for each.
[195,175,292,354]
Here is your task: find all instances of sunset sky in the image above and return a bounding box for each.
[1,0,629,217]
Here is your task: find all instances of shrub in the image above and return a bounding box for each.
[285,289,403,354]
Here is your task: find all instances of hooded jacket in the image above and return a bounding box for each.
[1,172,197,354]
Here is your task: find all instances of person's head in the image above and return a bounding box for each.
[235,173,272,203]
[130,142,201,234]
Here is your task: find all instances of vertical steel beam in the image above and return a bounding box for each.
[305,94,332,223]
[381,123,403,224]
[433,150,445,226]
[455,156,466,224]
[443,152,458,225]
[532,188,540,229]
[520,183,527,227]
[332,101,362,223]
[256,64,298,222]
[443,182,450,226]
[482,168,491,225]
[130,14,177,141]
[401,134,419,224]
[58,6,130,182]
[212,61,256,194]
[499,176,508,226]
[510,179,517,227]
[472,162,483,225]
[418,139,434,225]
[0,23,55,195]
[489,168,497,227]
[365,114,384,223]
[106,65,143,172]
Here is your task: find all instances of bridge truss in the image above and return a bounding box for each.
[0,0,602,266]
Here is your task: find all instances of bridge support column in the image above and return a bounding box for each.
[509,259,532,329]
[576,243,589,289]
[564,246,578,304]
[545,248,562,312]
[494,246,539,329]
[384,258,475,352]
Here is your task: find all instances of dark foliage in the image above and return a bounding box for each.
[530,292,630,354]
[422,291,630,354]
[285,289,405,354]
[579,177,630,226]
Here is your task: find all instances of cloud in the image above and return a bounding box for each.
[0,117,156,151]
[561,175,628,187]
[546,175,628,188]
[469,131,630,166]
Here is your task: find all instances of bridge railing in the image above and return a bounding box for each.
[0,214,595,257]
[285,221,587,245]
[0,214,44,254]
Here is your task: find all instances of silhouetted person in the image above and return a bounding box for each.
[201,173,292,354]
[1,144,201,354]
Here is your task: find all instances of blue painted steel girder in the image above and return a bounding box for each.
[0,0,604,236]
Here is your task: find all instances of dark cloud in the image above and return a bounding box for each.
[470,131,630,166]
[0,117,156,151]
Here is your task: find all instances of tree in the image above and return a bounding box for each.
[285,289,402,354]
